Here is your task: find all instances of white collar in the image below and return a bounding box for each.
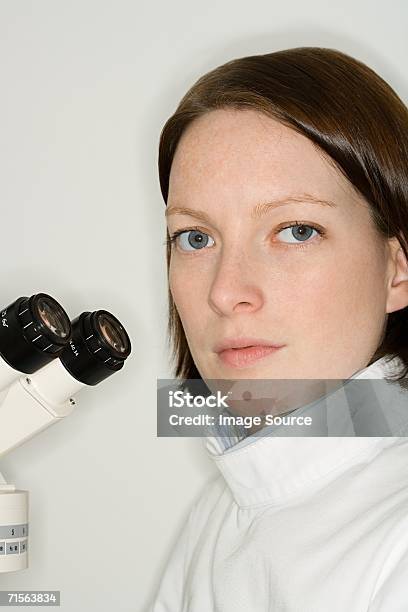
[204,355,406,508]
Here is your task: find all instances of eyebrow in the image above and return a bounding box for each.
[165,194,337,223]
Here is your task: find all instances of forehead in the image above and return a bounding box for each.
[168,109,357,208]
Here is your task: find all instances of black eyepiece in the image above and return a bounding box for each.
[94,312,130,358]
[0,293,72,373]
[59,310,131,385]
[31,294,71,342]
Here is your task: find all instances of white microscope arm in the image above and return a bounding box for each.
[0,359,86,458]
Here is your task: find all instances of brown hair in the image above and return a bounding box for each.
[158,47,408,381]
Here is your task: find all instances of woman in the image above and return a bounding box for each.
[151,47,408,611]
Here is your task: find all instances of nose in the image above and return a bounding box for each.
[208,249,264,317]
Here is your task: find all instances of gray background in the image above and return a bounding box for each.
[0,1,406,610]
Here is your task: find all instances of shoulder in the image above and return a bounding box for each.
[367,440,408,608]
[149,475,230,611]
[369,513,408,610]
[188,473,231,524]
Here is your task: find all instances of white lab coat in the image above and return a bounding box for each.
[151,356,408,611]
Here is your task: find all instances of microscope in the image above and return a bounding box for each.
[0,292,131,573]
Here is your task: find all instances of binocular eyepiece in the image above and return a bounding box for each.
[0,293,131,386]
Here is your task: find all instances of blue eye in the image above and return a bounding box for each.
[277,223,321,244]
[167,228,215,251]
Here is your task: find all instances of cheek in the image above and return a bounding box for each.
[169,258,208,331]
[278,245,387,339]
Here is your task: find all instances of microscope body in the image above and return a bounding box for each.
[0,359,86,573]
[0,293,131,573]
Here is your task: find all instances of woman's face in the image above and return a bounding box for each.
[166,109,395,380]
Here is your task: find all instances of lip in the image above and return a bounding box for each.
[214,337,285,353]
[215,337,285,368]
[216,344,285,369]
